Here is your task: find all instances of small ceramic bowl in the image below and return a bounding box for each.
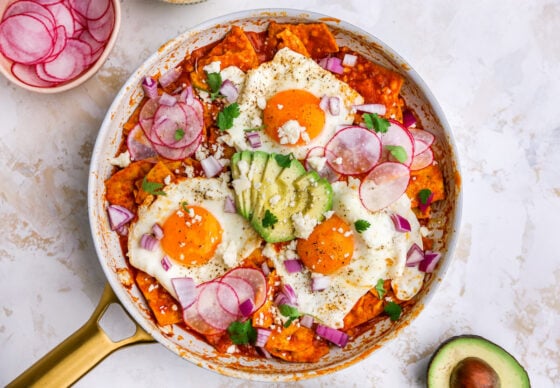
[0,0,121,93]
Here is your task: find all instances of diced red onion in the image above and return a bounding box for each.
[255,328,272,347]
[274,293,289,306]
[353,103,387,115]
[140,233,158,251]
[246,131,262,149]
[328,96,341,116]
[315,324,349,347]
[171,277,196,309]
[418,192,435,213]
[319,57,344,74]
[406,243,425,267]
[258,346,272,359]
[180,85,194,105]
[239,298,254,318]
[219,79,239,103]
[107,204,134,231]
[152,223,164,240]
[280,284,298,305]
[223,195,236,213]
[261,262,270,276]
[159,66,181,88]
[319,95,330,112]
[402,109,417,128]
[342,53,358,67]
[419,251,441,273]
[311,274,331,292]
[158,92,177,106]
[391,213,411,232]
[161,256,172,271]
[142,76,158,99]
[116,225,128,237]
[284,259,303,274]
[200,156,223,178]
[299,315,314,328]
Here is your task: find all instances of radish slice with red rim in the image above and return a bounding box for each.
[127,124,157,161]
[219,276,255,317]
[410,147,434,171]
[0,14,55,64]
[196,281,238,330]
[325,126,382,175]
[223,268,267,311]
[304,146,340,182]
[87,2,114,43]
[4,1,57,30]
[359,162,411,212]
[182,302,222,335]
[152,102,203,148]
[379,120,415,166]
[410,129,435,154]
[151,133,202,160]
[11,62,57,87]
[46,2,74,36]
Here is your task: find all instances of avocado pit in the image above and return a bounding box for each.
[449,357,501,388]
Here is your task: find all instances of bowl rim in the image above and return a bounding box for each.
[0,0,121,94]
[88,7,463,381]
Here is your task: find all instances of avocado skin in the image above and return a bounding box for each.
[426,335,530,388]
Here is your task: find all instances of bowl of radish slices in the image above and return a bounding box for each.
[0,0,120,93]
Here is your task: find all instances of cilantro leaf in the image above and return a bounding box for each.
[206,72,222,100]
[181,201,189,212]
[385,145,407,163]
[141,176,166,196]
[384,301,402,321]
[262,209,278,228]
[174,128,185,141]
[375,279,386,299]
[274,153,293,168]
[227,320,257,345]
[363,113,390,133]
[418,188,433,205]
[354,219,371,233]
[217,103,240,131]
[278,304,301,327]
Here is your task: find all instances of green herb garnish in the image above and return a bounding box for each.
[354,219,371,233]
[375,279,386,299]
[174,128,185,141]
[262,209,278,228]
[141,176,166,196]
[385,145,407,163]
[363,113,390,133]
[206,72,222,100]
[418,188,432,205]
[278,304,301,327]
[227,320,257,345]
[217,103,240,131]
[274,153,293,168]
[181,201,189,212]
[384,301,402,321]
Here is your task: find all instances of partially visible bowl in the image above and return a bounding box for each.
[0,0,121,93]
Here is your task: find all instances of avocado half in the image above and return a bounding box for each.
[427,335,530,388]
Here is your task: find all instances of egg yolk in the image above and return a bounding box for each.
[161,205,222,266]
[263,89,326,145]
[296,215,354,275]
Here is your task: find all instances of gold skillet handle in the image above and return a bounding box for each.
[7,284,155,388]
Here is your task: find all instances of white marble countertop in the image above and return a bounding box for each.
[1,0,559,386]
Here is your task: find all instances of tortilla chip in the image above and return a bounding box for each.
[267,22,339,58]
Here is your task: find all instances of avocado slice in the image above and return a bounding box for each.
[427,335,530,388]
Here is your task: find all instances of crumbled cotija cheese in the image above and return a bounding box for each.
[278,120,306,145]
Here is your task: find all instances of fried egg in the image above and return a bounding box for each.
[128,177,262,299]
[263,178,424,328]
[224,47,364,159]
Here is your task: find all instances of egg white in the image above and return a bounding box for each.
[263,178,424,328]
[224,47,364,159]
[128,177,262,299]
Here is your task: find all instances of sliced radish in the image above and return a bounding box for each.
[87,2,114,43]
[219,276,255,317]
[410,147,434,171]
[379,120,415,166]
[325,126,382,175]
[42,38,90,80]
[68,0,110,21]
[223,268,267,311]
[196,281,238,330]
[182,303,222,335]
[127,124,157,161]
[151,134,202,161]
[0,14,55,64]
[410,129,435,154]
[359,162,411,212]
[41,25,67,63]
[46,2,74,37]
[4,1,56,30]
[304,146,341,182]
[11,62,57,87]
[152,102,203,148]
